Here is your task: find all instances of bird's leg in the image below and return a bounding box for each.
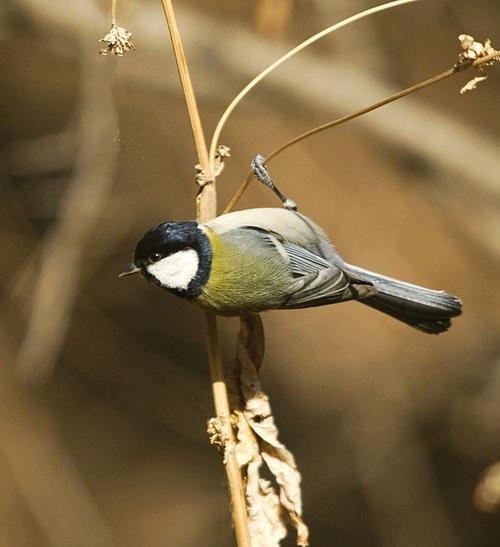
[251,154,297,211]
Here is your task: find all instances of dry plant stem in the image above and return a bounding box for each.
[159,0,209,174]
[159,1,251,545]
[111,0,117,25]
[204,314,251,545]
[223,50,500,214]
[209,0,419,169]
[159,0,216,220]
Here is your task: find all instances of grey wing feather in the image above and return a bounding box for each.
[284,267,351,308]
[283,242,333,275]
[278,242,353,308]
[215,220,358,309]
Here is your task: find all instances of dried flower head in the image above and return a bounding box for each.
[457,35,499,93]
[195,144,231,187]
[207,416,233,460]
[99,24,135,57]
[458,35,498,65]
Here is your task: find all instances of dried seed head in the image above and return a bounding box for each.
[207,416,233,462]
[457,34,499,93]
[458,35,499,64]
[99,24,135,57]
[458,34,483,61]
[215,145,231,160]
[195,144,231,186]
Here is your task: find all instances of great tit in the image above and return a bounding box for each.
[120,207,462,334]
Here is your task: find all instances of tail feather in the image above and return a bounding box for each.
[343,263,462,334]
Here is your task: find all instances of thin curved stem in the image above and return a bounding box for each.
[111,0,117,25]
[266,70,456,163]
[223,173,253,215]
[209,0,420,171]
[222,50,500,214]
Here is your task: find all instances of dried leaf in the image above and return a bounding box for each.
[234,407,287,546]
[233,315,309,546]
[261,449,309,546]
[233,410,259,468]
[460,76,488,94]
[247,458,288,546]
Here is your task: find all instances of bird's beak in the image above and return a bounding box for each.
[118,262,141,278]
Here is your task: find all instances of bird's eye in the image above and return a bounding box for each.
[149,252,163,263]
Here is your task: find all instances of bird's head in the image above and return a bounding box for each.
[120,221,212,299]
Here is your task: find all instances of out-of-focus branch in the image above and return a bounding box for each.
[17,0,500,202]
[4,131,76,178]
[0,333,115,547]
[15,40,119,381]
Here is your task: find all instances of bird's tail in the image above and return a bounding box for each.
[344,263,462,334]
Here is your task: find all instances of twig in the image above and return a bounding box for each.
[24,0,500,198]
[270,50,500,161]
[208,0,420,170]
[223,49,500,214]
[111,0,117,25]
[158,1,251,546]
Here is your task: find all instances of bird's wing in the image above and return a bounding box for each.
[282,241,333,275]
[239,227,354,308]
[205,207,338,261]
[279,242,353,308]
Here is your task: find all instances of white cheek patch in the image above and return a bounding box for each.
[147,249,199,290]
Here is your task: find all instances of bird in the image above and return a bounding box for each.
[120,206,462,334]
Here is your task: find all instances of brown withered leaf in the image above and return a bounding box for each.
[247,458,288,546]
[234,408,287,546]
[232,315,309,547]
[460,76,488,94]
[234,409,259,468]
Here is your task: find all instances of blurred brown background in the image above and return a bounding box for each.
[1,0,500,546]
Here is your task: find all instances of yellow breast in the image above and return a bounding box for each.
[196,228,290,315]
